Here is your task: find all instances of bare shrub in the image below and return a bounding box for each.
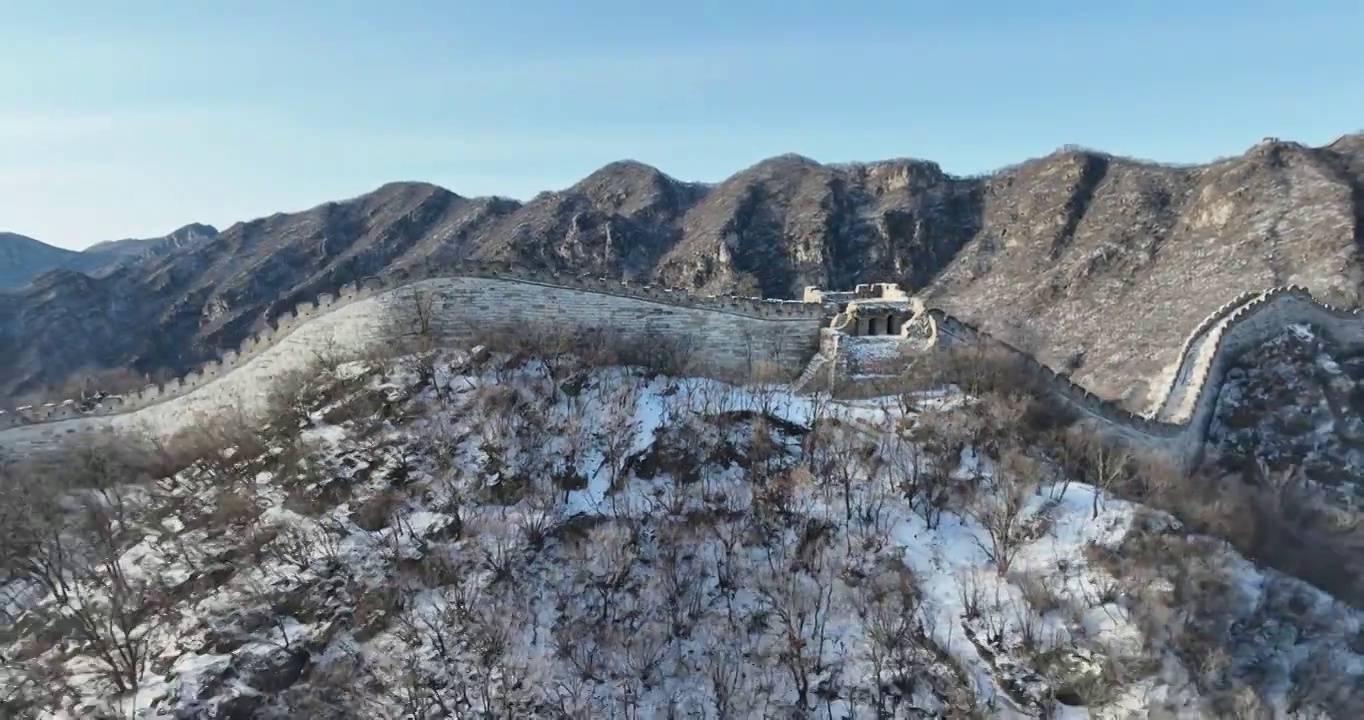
[1091,526,1364,718]
[904,341,1041,399]
[350,488,405,532]
[614,327,700,377]
[852,562,929,715]
[276,647,381,718]
[754,556,836,711]
[1056,430,1134,517]
[892,340,1081,451]
[701,641,751,719]
[309,327,349,375]
[464,319,702,379]
[1073,439,1364,608]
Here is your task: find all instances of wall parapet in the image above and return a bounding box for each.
[919,285,1364,469]
[0,263,826,429]
[1145,288,1264,417]
[5,263,1363,481]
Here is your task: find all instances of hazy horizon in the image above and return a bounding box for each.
[4,0,1362,250]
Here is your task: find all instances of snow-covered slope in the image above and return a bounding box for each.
[1,346,1360,719]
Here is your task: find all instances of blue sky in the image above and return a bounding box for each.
[2,1,1361,249]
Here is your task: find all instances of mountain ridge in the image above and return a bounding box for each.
[3,131,1362,403]
[0,232,111,289]
[83,222,221,261]
[0,223,221,292]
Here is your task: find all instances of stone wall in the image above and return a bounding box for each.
[922,286,1364,469]
[395,277,821,376]
[1146,289,1264,418]
[4,266,1363,477]
[0,263,825,433]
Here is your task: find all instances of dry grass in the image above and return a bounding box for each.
[1086,518,1364,718]
[1052,438,1364,608]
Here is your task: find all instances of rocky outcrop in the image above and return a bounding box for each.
[82,223,220,264]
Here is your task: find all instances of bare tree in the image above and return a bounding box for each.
[702,640,748,720]
[589,375,644,513]
[810,424,864,523]
[309,327,348,376]
[970,450,1037,575]
[543,677,597,719]
[847,456,897,559]
[582,524,638,625]
[853,566,926,717]
[400,285,439,345]
[707,517,747,626]
[656,525,707,643]
[755,545,837,710]
[2,448,173,701]
[385,285,446,393]
[1078,433,1132,519]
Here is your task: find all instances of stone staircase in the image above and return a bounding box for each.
[792,353,833,392]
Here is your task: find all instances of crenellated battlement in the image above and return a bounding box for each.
[909,285,1364,467]
[2,268,1361,475]
[0,263,826,428]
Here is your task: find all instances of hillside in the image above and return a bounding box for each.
[0,224,220,292]
[2,133,1363,404]
[83,223,221,264]
[0,333,1359,718]
[0,233,109,290]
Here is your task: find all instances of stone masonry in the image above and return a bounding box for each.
[2,263,1362,474]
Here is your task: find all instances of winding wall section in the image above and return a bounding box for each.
[926,286,1364,468]
[1148,290,1263,421]
[2,268,1361,472]
[0,263,823,453]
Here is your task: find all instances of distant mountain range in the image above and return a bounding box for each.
[2,132,1362,405]
[0,223,219,290]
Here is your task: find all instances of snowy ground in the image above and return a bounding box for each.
[1,345,1360,719]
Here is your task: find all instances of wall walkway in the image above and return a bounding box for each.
[0,265,824,453]
[3,266,1359,475]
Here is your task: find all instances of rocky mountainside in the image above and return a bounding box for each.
[2,133,1362,403]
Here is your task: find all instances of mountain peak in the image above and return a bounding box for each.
[367,181,459,202]
[585,158,669,178]
[752,153,821,170]
[168,223,219,240]
[557,160,693,217]
[0,231,54,250]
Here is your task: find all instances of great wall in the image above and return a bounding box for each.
[1,259,1362,471]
